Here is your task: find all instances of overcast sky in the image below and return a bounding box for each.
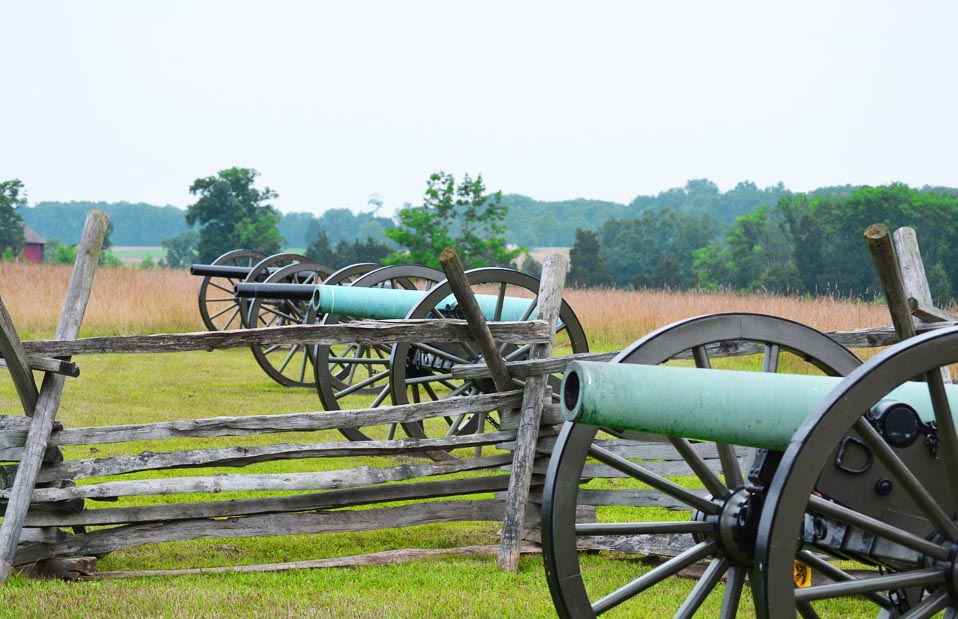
[2,1,956,216]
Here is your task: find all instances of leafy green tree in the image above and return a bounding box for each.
[386,172,522,269]
[185,167,283,262]
[161,230,199,268]
[0,180,26,257]
[567,229,613,287]
[520,254,542,278]
[599,208,717,289]
[306,230,392,269]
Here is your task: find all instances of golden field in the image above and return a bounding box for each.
[0,262,893,345]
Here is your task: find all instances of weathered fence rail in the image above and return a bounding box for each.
[1,219,953,587]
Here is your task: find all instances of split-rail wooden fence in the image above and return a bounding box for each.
[0,212,953,582]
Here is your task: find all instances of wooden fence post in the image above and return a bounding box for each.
[865,224,916,341]
[892,226,955,384]
[498,254,568,572]
[0,210,108,583]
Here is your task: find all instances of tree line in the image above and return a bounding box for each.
[19,178,800,251]
[568,183,958,304]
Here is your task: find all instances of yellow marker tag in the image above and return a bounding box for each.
[793,561,812,588]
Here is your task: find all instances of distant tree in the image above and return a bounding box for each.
[161,230,199,268]
[185,167,283,262]
[54,243,78,264]
[138,255,157,269]
[567,229,613,287]
[520,254,542,278]
[386,172,522,269]
[306,230,392,269]
[599,208,717,289]
[0,180,26,257]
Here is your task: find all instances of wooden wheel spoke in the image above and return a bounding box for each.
[574,521,712,536]
[899,591,951,619]
[413,343,471,366]
[588,443,718,515]
[808,494,949,561]
[762,343,781,373]
[924,371,958,519]
[333,370,390,399]
[719,565,745,619]
[369,384,390,408]
[795,549,891,608]
[493,282,508,321]
[692,345,711,369]
[208,280,237,295]
[667,436,730,499]
[794,567,943,603]
[797,601,822,619]
[511,291,538,322]
[674,557,729,619]
[209,304,241,321]
[592,541,717,615]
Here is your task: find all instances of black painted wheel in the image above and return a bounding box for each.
[323,263,381,286]
[389,267,589,452]
[246,261,334,388]
[313,265,444,442]
[756,326,958,619]
[197,249,265,331]
[239,253,311,328]
[541,313,861,619]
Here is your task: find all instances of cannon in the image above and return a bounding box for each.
[542,312,958,618]
[237,265,589,448]
[192,250,380,387]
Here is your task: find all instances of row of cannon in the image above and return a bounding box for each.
[192,250,958,616]
[190,250,588,445]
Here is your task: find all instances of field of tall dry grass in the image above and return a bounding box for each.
[0,262,894,347]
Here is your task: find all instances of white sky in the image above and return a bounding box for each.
[2,1,956,216]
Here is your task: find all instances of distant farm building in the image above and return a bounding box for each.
[21,223,45,264]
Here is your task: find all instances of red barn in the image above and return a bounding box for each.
[21,223,45,264]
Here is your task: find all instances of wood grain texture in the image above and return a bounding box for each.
[22,320,550,357]
[499,254,568,571]
[43,390,522,446]
[7,454,514,502]
[14,499,530,565]
[0,210,108,583]
[22,475,513,527]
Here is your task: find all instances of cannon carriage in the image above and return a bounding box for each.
[235,264,589,449]
[541,312,958,619]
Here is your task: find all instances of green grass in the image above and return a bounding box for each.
[0,346,879,618]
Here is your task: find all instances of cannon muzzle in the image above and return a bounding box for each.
[561,361,956,450]
[190,264,255,278]
[234,283,316,300]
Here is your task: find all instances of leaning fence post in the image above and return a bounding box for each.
[0,210,108,584]
[498,254,568,572]
[865,224,916,341]
[438,248,514,393]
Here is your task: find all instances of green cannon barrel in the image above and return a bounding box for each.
[310,284,538,321]
[560,361,958,451]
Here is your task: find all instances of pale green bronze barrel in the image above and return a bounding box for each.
[311,285,537,321]
[560,361,958,450]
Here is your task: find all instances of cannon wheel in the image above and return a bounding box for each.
[756,326,958,619]
[245,261,335,388]
[313,265,445,441]
[197,249,266,331]
[239,253,311,327]
[541,313,862,619]
[324,263,381,286]
[389,267,589,449]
